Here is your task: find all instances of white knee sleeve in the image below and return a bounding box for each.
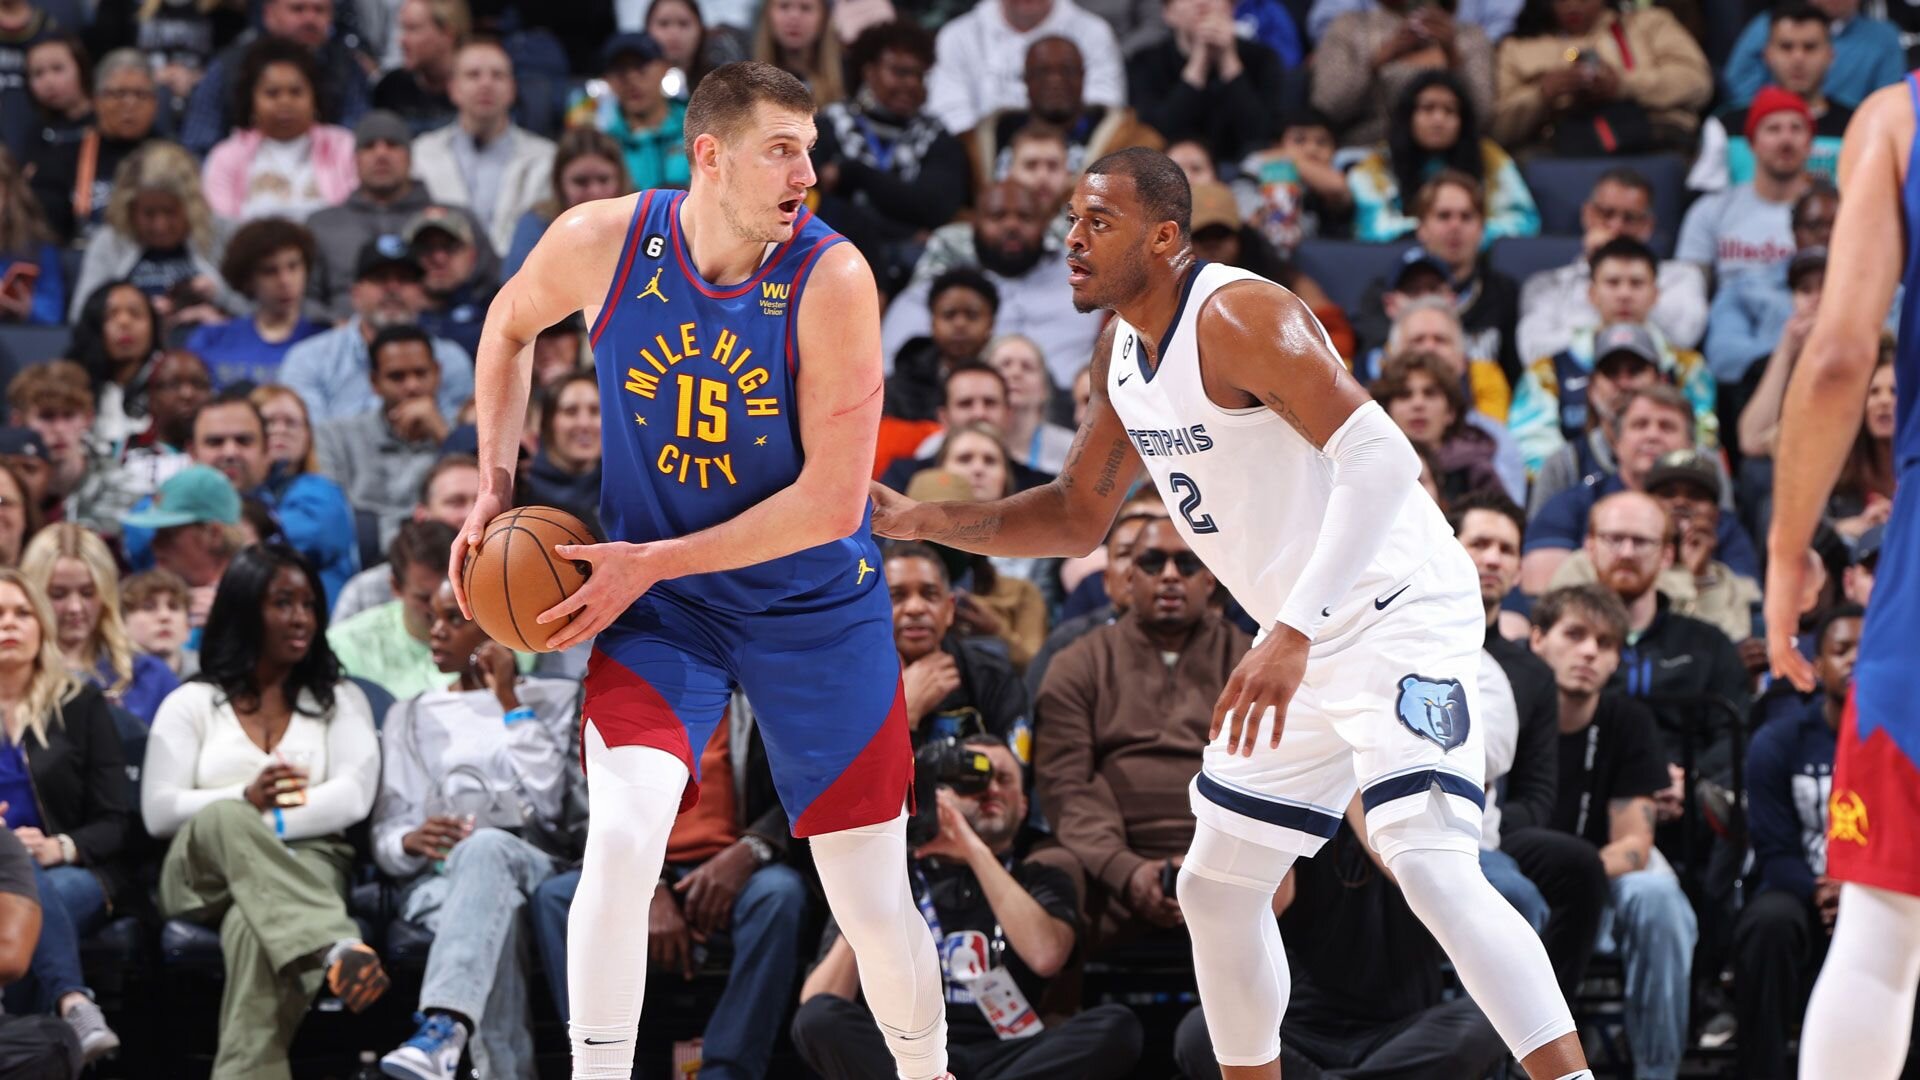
[1178,821,1295,1068]
[567,723,689,1079]
[810,813,948,1080]
[1801,883,1920,1078]
[1387,844,1576,1059]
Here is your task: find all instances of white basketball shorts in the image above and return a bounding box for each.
[1192,542,1488,860]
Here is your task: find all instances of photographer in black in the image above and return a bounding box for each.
[792,735,1142,1079]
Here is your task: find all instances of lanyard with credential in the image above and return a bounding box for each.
[911,862,1008,975]
[1573,723,1601,837]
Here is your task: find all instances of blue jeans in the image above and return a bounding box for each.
[3,867,105,1015]
[1596,867,1698,1080]
[1480,847,1549,934]
[532,860,811,1080]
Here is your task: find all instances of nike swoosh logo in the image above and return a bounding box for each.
[583,1038,626,1045]
[1321,606,1332,618]
[1118,373,1132,385]
[1375,584,1411,610]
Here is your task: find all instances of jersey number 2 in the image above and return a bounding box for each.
[1169,473,1218,534]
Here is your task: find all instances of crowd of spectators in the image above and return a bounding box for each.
[0,0,1901,1074]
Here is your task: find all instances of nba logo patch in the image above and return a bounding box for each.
[1394,674,1470,752]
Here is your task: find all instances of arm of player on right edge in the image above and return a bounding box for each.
[871,319,1142,558]
[1766,83,1910,690]
[447,197,634,614]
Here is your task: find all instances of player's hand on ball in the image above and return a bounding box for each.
[449,489,510,619]
[868,481,920,539]
[1212,626,1310,757]
[537,541,662,651]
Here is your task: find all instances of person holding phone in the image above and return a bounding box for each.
[0,148,64,325]
[371,578,576,1078]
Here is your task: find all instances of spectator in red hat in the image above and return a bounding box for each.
[1689,4,1852,195]
[1677,86,1814,282]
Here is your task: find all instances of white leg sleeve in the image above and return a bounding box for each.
[809,813,948,1080]
[1801,882,1920,1078]
[1386,843,1577,1059]
[1177,820,1297,1068]
[566,723,689,1079]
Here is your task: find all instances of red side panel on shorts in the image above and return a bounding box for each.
[791,681,913,838]
[1827,689,1920,898]
[582,648,699,813]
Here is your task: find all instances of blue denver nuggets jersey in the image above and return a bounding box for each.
[589,189,880,613]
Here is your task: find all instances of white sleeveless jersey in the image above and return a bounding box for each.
[1106,262,1461,631]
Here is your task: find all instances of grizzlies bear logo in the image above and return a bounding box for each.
[1394,674,1471,752]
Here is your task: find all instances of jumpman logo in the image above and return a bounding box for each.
[856,557,875,584]
[636,267,669,303]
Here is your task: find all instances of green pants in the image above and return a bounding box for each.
[159,799,359,1080]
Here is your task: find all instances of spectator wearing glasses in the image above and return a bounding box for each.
[26,49,158,248]
[1035,518,1248,949]
[1705,188,1835,391]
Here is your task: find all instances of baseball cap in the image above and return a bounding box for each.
[1592,322,1671,374]
[1856,523,1885,567]
[0,426,48,462]
[122,465,241,529]
[1190,182,1241,235]
[1746,86,1813,140]
[353,109,411,149]
[403,206,475,249]
[1788,246,1828,290]
[1390,246,1451,291]
[601,32,663,69]
[354,233,422,281]
[1643,448,1720,501]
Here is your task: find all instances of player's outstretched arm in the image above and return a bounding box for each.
[870,320,1142,558]
[1766,83,1910,690]
[448,196,633,615]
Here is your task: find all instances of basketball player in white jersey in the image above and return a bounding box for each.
[872,148,1591,1080]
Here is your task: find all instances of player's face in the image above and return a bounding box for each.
[427,581,488,673]
[886,556,954,662]
[1765,19,1831,96]
[1530,611,1621,696]
[1394,308,1466,378]
[1588,259,1656,324]
[955,743,1026,849]
[1865,362,1897,441]
[1064,174,1158,314]
[714,105,817,244]
[1128,520,1214,630]
[1456,509,1521,609]
[1385,370,1455,448]
[1814,614,1862,701]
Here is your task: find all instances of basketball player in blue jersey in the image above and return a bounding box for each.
[874,147,1592,1080]
[447,63,949,1080]
[1768,76,1920,1078]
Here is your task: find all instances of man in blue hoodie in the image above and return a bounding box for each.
[1734,603,1862,1078]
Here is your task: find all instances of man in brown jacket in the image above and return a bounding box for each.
[1034,517,1250,951]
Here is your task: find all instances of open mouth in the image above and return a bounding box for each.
[1066,260,1091,285]
[777,197,802,220]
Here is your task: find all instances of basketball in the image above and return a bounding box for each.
[462,506,594,653]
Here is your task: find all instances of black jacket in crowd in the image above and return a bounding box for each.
[1485,629,1560,833]
[18,685,133,911]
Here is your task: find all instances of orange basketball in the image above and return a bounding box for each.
[462,507,594,653]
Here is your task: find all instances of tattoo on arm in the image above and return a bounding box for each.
[925,507,1004,545]
[1260,391,1314,442]
[1092,438,1128,498]
[1640,803,1656,832]
[1625,848,1646,869]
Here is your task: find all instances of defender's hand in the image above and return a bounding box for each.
[869,482,921,540]
[449,491,511,619]
[537,541,662,651]
[1764,547,1822,693]
[1211,626,1310,757]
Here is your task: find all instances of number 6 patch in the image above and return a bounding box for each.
[644,234,665,259]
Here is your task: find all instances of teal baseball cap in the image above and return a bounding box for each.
[122,465,242,529]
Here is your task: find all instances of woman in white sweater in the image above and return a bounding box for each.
[141,543,388,1080]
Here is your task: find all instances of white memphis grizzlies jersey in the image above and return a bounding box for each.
[1105,262,1461,632]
